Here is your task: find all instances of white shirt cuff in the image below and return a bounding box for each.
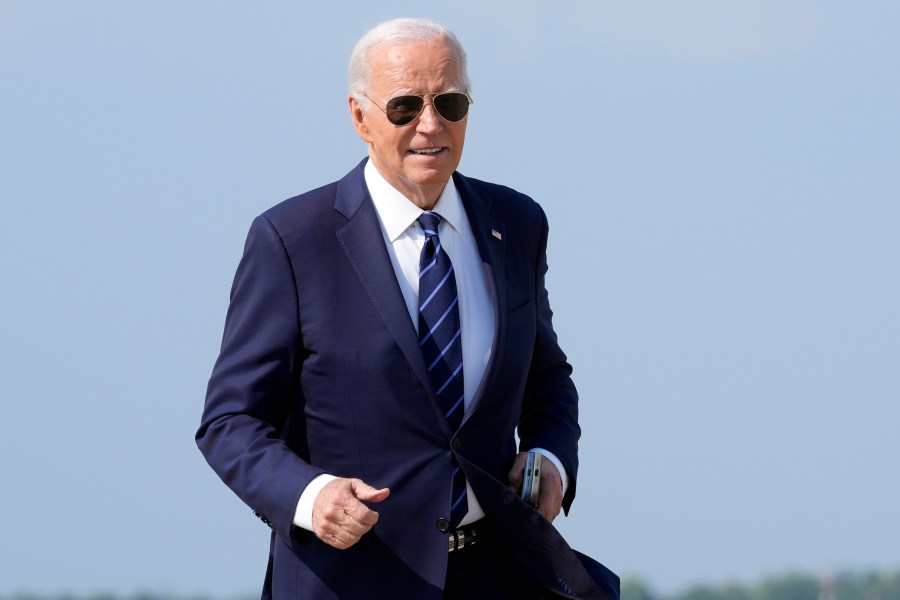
[293,473,338,531]
[529,447,569,496]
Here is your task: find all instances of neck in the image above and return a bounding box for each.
[367,157,447,210]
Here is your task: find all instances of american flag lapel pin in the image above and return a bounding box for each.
[491,229,502,240]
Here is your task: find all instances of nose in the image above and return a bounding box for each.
[415,100,443,134]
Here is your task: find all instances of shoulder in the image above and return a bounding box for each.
[455,172,535,204]
[455,172,546,220]
[257,159,368,237]
[260,180,340,232]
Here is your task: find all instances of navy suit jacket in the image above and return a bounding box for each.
[197,159,619,599]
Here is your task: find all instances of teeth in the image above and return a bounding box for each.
[412,148,441,154]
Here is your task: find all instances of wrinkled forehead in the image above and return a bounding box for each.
[367,38,464,90]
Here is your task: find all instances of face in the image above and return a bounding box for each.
[350,37,468,209]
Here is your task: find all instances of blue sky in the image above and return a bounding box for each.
[1,1,898,596]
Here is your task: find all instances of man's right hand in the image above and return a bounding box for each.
[311,478,390,549]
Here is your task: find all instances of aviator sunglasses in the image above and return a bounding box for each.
[365,91,473,126]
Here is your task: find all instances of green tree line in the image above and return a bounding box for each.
[624,568,900,600]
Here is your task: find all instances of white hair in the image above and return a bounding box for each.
[348,17,470,109]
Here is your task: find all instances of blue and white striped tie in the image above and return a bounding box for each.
[417,211,468,527]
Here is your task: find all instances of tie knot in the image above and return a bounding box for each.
[417,212,442,238]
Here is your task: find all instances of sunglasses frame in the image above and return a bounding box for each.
[364,91,473,126]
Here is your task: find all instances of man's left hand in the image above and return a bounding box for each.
[507,451,563,522]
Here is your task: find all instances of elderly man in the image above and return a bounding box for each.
[197,17,618,600]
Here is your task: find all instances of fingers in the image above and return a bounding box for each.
[507,451,529,492]
[509,452,564,522]
[536,458,563,522]
[312,478,390,549]
[345,492,382,528]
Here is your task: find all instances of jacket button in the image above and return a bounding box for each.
[451,438,462,450]
[436,518,450,533]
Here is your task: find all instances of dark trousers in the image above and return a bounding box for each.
[443,524,546,599]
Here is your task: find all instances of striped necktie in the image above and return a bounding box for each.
[417,211,468,527]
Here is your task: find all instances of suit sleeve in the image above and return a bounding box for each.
[517,206,581,513]
[196,215,324,543]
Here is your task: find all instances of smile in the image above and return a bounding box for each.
[410,148,444,155]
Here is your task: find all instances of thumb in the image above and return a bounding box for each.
[351,479,391,503]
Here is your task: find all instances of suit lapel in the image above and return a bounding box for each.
[453,172,507,419]
[333,165,508,428]
[454,175,615,600]
[333,161,436,412]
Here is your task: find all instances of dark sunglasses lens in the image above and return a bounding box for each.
[433,93,470,122]
[385,96,425,125]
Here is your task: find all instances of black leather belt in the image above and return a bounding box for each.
[447,523,483,552]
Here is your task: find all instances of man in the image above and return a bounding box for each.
[197,17,618,600]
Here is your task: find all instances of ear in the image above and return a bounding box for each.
[349,94,373,143]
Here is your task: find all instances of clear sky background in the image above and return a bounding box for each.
[1,0,898,596]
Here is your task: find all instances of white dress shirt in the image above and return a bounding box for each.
[293,161,567,530]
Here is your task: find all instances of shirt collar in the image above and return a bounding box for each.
[364,160,463,242]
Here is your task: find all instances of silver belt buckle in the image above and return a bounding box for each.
[448,526,478,552]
